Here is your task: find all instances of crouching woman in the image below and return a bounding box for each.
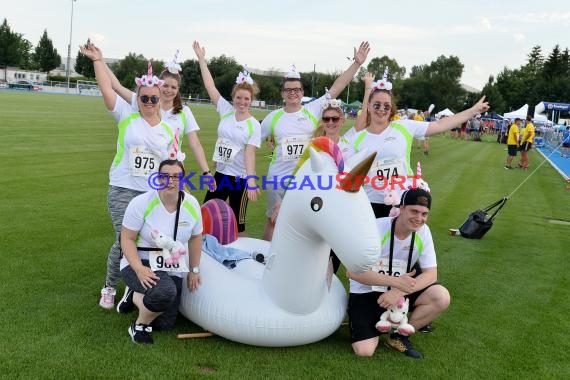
[120,159,202,344]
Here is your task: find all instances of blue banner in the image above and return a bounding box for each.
[543,102,570,112]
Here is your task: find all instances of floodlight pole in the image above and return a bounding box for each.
[346,57,352,106]
[66,0,77,93]
[311,63,315,98]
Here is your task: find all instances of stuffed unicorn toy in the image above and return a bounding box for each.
[151,229,187,266]
[375,297,415,336]
[384,190,401,217]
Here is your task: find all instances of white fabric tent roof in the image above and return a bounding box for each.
[436,108,454,117]
[503,104,548,122]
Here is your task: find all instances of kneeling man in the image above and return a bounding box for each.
[347,188,450,359]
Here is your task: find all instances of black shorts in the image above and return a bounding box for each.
[347,284,436,343]
[507,145,518,156]
[562,142,570,148]
[520,142,532,151]
[370,202,392,218]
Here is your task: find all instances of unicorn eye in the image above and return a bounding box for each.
[310,197,323,212]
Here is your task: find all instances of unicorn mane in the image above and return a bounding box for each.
[292,137,344,176]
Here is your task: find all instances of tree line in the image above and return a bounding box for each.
[2,18,569,114]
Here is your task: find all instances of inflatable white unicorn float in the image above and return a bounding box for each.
[180,137,380,346]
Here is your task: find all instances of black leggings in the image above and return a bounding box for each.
[122,261,183,331]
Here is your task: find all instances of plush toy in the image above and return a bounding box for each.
[384,190,401,217]
[375,297,415,336]
[151,229,187,266]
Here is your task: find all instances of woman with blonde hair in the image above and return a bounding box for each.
[193,41,261,236]
[79,44,178,310]
[348,69,490,218]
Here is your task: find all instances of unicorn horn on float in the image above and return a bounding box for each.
[342,152,377,193]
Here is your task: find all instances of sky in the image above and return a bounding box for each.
[2,0,570,90]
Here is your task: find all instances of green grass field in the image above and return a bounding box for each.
[0,91,569,379]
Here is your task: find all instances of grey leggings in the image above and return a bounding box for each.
[122,261,183,331]
[105,186,144,288]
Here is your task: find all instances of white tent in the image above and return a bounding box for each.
[503,104,548,122]
[503,104,528,120]
[436,108,454,117]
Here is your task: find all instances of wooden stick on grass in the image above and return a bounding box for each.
[177,332,214,339]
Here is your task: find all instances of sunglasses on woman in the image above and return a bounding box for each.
[139,95,160,104]
[322,116,340,123]
[372,102,392,111]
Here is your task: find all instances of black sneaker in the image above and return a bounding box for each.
[386,332,423,359]
[418,323,433,333]
[116,286,134,314]
[128,323,153,344]
[504,165,513,170]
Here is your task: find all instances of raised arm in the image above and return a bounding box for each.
[328,41,370,99]
[79,44,116,110]
[192,41,221,105]
[105,63,134,103]
[426,96,490,136]
[354,72,374,132]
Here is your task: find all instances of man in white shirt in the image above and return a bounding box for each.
[347,188,450,359]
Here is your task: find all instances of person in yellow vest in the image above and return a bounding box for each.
[505,118,520,169]
[517,116,535,169]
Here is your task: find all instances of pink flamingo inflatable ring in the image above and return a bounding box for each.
[180,137,380,346]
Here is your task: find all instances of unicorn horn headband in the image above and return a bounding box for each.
[284,64,301,79]
[371,67,392,91]
[321,87,342,110]
[236,65,254,85]
[164,49,182,74]
[135,60,165,88]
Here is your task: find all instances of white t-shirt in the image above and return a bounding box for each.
[161,105,200,136]
[338,135,354,158]
[261,96,326,177]
[345,120,429,203]
[212,97,261,177]
[109,96,174,192]
[120,190,203,278]
[350,217,436,294]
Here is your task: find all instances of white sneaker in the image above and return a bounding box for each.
[99,286,116,309]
